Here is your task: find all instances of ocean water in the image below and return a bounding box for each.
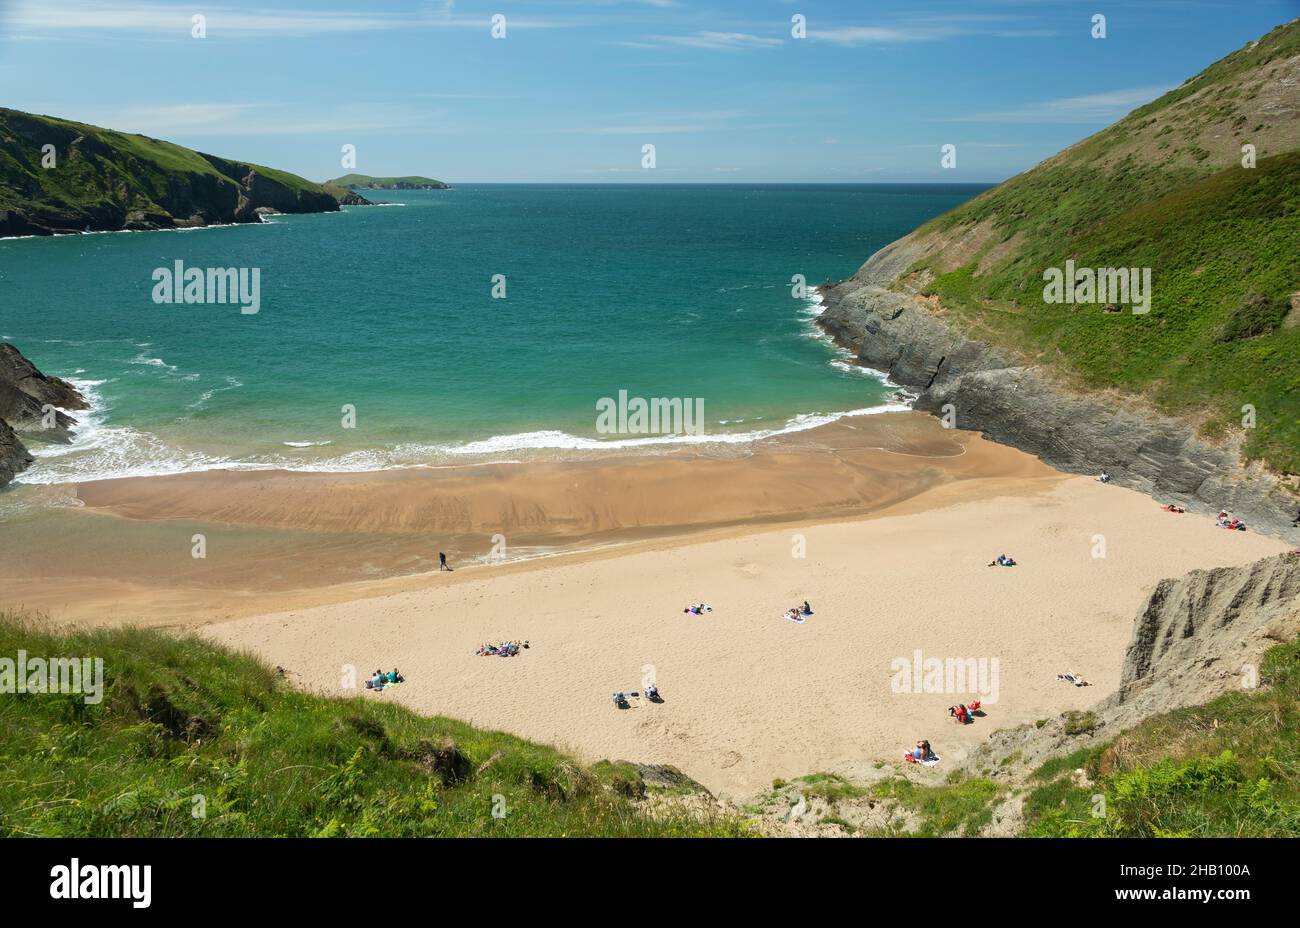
[0,184,986,485]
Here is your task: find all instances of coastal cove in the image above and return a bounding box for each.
[0,184,987,485]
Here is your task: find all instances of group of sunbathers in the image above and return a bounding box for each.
[783,601,814,622]
[1217,510,1247,531]
[476,640,527,657]
[366,668,404,690]
[948,700,983,724]
[988,554,1017,567]
[612,683,662,709]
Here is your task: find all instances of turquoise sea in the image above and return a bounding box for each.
[0,184,987,484]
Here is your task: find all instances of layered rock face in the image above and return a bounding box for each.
[1113,554,1300,713]
[818,235,1300,541]
[0,343,88,486]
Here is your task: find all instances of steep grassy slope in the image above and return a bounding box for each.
[0,615,743,837]
[0,108,345,236]
[902,20,1300,473]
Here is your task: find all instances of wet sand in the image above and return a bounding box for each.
[1,412,1050,624]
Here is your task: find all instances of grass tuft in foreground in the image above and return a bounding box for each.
[0,614,746,837]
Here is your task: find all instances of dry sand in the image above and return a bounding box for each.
[206,475,1286,798]
[4,410,1286,796]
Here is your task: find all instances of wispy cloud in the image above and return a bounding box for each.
[638,31,783,51]
[15,102,433,136]
[952,86,1172,123]
[809,14,1057,46]
[0,1,576,36]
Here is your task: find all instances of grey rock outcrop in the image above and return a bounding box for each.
[0,418,34,486]
[818,234,1300,541]
[1110,553,1300,715]
[0,343,88,486]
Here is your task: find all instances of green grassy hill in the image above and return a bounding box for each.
[326,173,448,189]
[904,20,1300,473]
[0,108,346,236]
[0,615,743,837]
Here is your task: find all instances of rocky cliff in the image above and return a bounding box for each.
[0,108,348,237]
[819,238,1300,541]
[0,343,88,486]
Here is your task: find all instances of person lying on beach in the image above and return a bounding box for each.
[906,740,936,762]
[477,641,523,656]
[949,704,971,724]
[1097,471,1110,483]
[967,699,983,715]
[1161,504,1185,513]
[1056,671,1091,687]
[683,603,712,615]
[988,554,1017,567]
[785,608,805,622]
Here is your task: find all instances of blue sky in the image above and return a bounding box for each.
[1,0,1296,182]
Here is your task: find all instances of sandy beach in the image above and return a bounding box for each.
[3,410,1287,796]
[203,471,1286,797]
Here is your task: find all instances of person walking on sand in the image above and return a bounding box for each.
[439,551,453,572]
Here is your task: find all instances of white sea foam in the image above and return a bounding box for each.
[14,399,913,486]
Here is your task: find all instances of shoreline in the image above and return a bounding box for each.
[1,411,1051,625]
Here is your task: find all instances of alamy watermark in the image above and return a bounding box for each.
[596,389,704,436]
[1042,259,1151,314]
[889,649,1000,704]
[152,260,261,315]
[1,650,104,704]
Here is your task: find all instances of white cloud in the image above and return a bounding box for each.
[16,102,432,136]
[808,16,1057,46]
[952,86,1172,123]
[644,31,783,51]
[1,1,574,36]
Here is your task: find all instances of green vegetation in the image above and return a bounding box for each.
[325,174,448,189]
[0,615,745,837]
[0,107,343,233]
[909,20,1300,473]
[792,772,872,802]
[1023,638,1300,837]
[868,772,1002,837]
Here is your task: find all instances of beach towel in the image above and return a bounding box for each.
[784,613,806,624]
